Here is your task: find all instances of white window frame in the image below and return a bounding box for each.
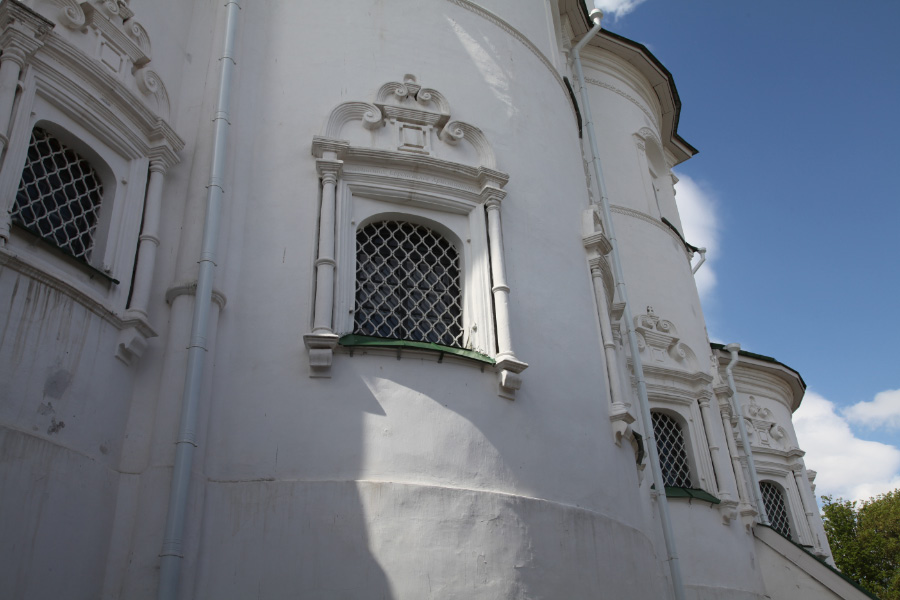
[759,479,795,540]
[1,95,148,300]
[349,216,467,347]
[334,178,495,355]
[651,409,697,489]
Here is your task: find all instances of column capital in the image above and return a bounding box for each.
[0,1,54,66]
[316,158,343,182]
[147,145,181,174]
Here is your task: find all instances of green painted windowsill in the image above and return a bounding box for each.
[657,486,721,504]
[338,335,495,365]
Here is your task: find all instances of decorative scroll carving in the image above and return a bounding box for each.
[135,69,170,119]
[124,18,151,58]
[742,396,790,450]
[320,75,498,171]
[439,121,497,170]
[634,306,698,371]
[46,0,86,29]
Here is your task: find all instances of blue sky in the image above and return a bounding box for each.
[594,0,900,501]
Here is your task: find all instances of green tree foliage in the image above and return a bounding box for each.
[822,490,900,599]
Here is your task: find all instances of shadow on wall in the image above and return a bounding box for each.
[191,358,396,599]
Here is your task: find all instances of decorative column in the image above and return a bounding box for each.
[129,156,171,318]
[718,394,757,525]
[116,152,177,364]
[699,393,741,522]
[485,193,527,399]
[0,2,52,245]
[589,260,633,442]
[303,154,342,377]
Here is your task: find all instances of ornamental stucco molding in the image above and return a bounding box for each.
[21,0,179,137]
[314,75,508,191]
[741,396,792,451]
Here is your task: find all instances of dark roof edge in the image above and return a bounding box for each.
[571,1,698,157]
[597,29,698,156]
[710,342,807,391]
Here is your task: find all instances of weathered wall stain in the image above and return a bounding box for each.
[43,370,72,400]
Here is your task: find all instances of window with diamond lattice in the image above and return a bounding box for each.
[10,127,104,263]
[354,220,463,347]
[760,481,792,539]
[652,412,693,488]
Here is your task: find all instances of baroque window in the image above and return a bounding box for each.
[354,220,463,347]
[760,481,792,539]
[652,411,693,488]
[11,127,106,265]
[304,75,527,398]
[0,1,183,364]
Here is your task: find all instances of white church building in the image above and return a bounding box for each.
[0,1,876,598]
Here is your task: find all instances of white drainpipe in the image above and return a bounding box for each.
[691,247,707,274]
[725,343,769,524]
[573,9,687,600]
[157,2,241,599]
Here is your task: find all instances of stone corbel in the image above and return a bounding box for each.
[718,498,740,525]
[303,332,340,378]
[115,315,157,365]
[496,357,528,401]
[609,402,635,446]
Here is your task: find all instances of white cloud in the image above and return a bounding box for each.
[673,173,719,303]
[843,388,900,430]
[593,0,648,21]
[794,391,900,502]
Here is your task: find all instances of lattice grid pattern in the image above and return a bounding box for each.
[761,481,792,539]
[11,127,104,262]
[652,412,693,488]
[354,220,463,347]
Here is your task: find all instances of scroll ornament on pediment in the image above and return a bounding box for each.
[742,396,790,449]
[321,74,499,171]
[633,307,698,371]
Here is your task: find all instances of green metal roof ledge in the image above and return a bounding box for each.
[665,487,721,504]
[339,335,495,365]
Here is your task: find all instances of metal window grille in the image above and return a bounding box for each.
[652,412,693,488]
[760,481,792,539]
[354,220,463,347]
[11,127,104,262]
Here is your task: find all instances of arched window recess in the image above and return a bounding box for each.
[304,75,527,399]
